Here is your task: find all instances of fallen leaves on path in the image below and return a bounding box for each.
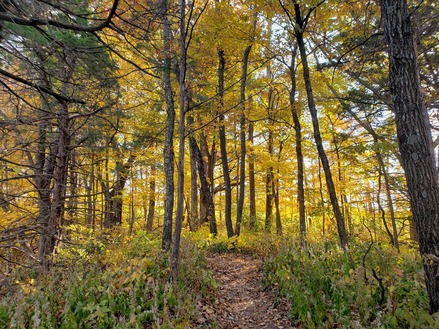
[194,252,293,329]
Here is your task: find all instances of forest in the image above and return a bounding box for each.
[0,0,438,328]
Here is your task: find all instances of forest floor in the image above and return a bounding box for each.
[194,252,293,329]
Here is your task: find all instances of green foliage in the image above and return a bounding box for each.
[262,239,438,328]
[0,229,216,329]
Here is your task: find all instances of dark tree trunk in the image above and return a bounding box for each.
[236,44,252,236]
[85,152,94,227]
[379,0,439,313]
[376,147,399,251]
[200,132,216,225]
[170,0,187,280]
[39,100,71,270]
[294,3,348,250]
[189,135,218,235]
[38,53,75,270]
[265,126,274,233]
[217,48,234,238]
[288,47,306,243]
[377,168,394,243]
[188,116,199,231]
[160,0,175,251]
[103,156,134,228]
[146,164,156,232]
[274,145,283,236]
[66,151,77,222]
[248,119,256,230]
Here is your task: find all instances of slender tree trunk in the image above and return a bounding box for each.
[188,117,199,231]
[274,145,283,236]
[380,0,439,312]
[160,0,175,251]
[86,152,94,227]
[170,0,188,280]
[376,147,399,251]
[265,134,274,233]
[288,47,306,243]
[218,48,234,238]
[294,4,348,250]
[67,150,77,222]
[189,135,218,235]
[377,169,394,244]
[200,132,216,225]
[236,44,252,236]
[248,119,256,230]
[146,164,156,232]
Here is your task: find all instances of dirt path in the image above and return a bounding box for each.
[195,252,292,329]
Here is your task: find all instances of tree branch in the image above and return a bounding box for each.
[0,0,119,32]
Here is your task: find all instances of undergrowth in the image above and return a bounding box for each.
[261,239,439,328]
[0,228,215,329]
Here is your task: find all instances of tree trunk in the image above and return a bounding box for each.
[236,44,252,236]
[218,48,234,238]
[248,119,257,230]
[86,152,95,227]
[160,0,175,251]
[170,0,187,280]
[274,157,282,236]
[189,135,218,235]
[146,164,156,232]
[379,0,439,313]
[200,132,216,225]
[294,3,348,250]
[66,150,77,223]
[377,169,394,244]
[288,47,306,243]
[376,147,399,251]
[39,100,70,270]
[188,116,199,231]
[103,156,134,228]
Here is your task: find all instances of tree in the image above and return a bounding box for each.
[288,45,306,243]
[170,0,189,280]
[379,0,439,313]
[279,1,349,250]
[160,0,175,252]
[218,48,234,238]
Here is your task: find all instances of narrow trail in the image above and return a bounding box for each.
[195,252,292,329]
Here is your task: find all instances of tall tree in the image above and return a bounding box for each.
[379,0,439,313]
[288,45,306,243]
[235,44,252,236]
[218,48,234,238]
[170,0,188,280]
[285,1,349,250]
[160,0,175,251]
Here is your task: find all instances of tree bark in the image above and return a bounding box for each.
[294,3,348,250]
[248,119,257,230]
[288,46,306,243]
[189,135,218,235]
[188,116,199,231]
[103,155,134,228]
[160,0,175,251]
[39,100,70,270]
[170,0,187,280]
[146,164,156,231]
[218,48,234,238]
[379,0,439,313]
[376,147,399,251]
[236,44,252,236]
